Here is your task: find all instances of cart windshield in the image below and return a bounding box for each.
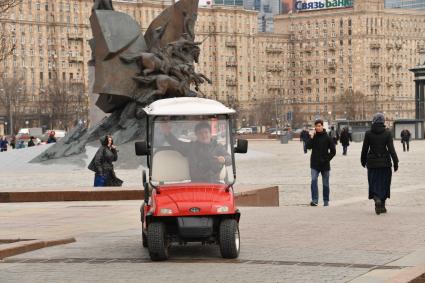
[151,115,234,185]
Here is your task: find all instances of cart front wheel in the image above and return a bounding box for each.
[219,219,240,259]
[147,222,169,261]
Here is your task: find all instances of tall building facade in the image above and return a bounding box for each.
[385,0,425,10]
[274,0,425,125]
[1,0,424,134]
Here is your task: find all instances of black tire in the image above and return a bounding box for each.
[219,219,240,259]
[147,222,169,261]
[142,230,148,248]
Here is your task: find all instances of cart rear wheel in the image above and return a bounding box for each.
[219,219,240,259]
[147,222,169,261]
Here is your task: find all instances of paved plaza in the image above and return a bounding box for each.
[0,140,425,282]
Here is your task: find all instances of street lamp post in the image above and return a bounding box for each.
[4,121,7,135]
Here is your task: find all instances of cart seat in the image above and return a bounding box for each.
[152,149,190,182]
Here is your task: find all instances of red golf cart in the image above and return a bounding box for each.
[135,97,248,261]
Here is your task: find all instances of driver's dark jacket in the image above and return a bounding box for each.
[165,134,232,182]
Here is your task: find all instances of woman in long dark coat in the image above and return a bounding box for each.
[339,127,350,155]
[361,113,398,214]
[93,135,123,187]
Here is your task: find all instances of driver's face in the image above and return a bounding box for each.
[196,128,211,144]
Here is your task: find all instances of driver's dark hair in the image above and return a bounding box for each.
[195,121,211,133]
[314,119,324,126]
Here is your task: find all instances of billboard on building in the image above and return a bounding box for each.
[280,0,352,14]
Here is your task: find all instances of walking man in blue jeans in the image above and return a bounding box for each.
[306,119,336,206]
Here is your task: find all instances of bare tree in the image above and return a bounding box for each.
[0,73,26,134]
[0,0,22,63]
[253,98,275,128]
[45,78,88,130]
[338,89,366,120]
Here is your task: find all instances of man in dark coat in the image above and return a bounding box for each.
[339,127,350,155]
[306,119,336,206]
[400,129,411,152]
[300,127,310,154]
[162,121,232,183]
[361,113,398,214]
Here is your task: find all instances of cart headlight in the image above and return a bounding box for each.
[216,206,229,213]
[159,208,173,215]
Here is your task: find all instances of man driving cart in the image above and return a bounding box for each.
[160,121,232,183]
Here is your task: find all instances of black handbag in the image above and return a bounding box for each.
[88,148,105,172]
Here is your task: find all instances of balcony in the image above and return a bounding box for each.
[266,47,283,53]
[386,81,393,87]
[328,43,336,51]
[328,81,336,88]
[304,45,313,53]
[370,62,381,68]
[386,62,393,68]
[386,43,394,50]
[267,84,281,90]
[370,43,381,49]
[395,81,402,87]
[69,56,84,63]
[304,63,312,70]
[68,34,84,40]
[395,43,402,50]
[418,44,425,53]
[395,63,403,69]
[226,79,237,86]
[225,61,237,67]
[327,61,336,69]
[225,41,237,48]
[370,80,381,87]
[266,65,283,72]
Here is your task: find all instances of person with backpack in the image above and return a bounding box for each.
[400,129,411,152]
[339,127,350,155]
[328,126,338,145]
[300,127,310,154]
[306,119,336,207]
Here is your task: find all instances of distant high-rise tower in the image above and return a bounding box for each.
[385,0,425,9]
[244,0,281,32]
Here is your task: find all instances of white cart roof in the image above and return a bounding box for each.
[143,97,236,116]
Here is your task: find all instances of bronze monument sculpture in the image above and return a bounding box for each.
[33,0,210,162]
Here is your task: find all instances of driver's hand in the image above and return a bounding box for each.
[214,156,225,164]
[160,122,171,135]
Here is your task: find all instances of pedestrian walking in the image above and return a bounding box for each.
[27,136,35,147]
[339,127,350,155]
[300,127,310,154]
[306,119,336,206]
[0,136,8,152]
[88,135,123,187]
[47,131,57,143]
[361,113,398,215]
[10,136,15,149]
[400,128,411,152]
[328,126,339,145]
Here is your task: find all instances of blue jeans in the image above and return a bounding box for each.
[311,169,330,203]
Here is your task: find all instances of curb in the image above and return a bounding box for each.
[0,238,76,259]
[0,186,280,207]
[385,265,425,283]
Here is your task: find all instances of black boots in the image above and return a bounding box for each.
[374,196,382,215]
[374,196,387,214]
[381,200,387,213]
